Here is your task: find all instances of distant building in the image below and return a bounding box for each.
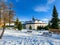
[6,23,14,27]
[23,17,48,30]
[0,21,14,28]
[59,23,60,27]
[58,22,60,28]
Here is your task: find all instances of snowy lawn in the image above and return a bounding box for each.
[0,29,60,45]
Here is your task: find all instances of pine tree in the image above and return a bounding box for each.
[17,22,22,30]
[29,26,32,30]
[14,18,22,30]
[50,5,59,29]
[14,18,19,28]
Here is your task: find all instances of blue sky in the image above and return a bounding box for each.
[5,0,60,23]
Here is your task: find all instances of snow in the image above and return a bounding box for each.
[0,29,60,45]
[52,34,60,39]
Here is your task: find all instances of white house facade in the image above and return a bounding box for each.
[58,22,60,28]
[24,18,48,30]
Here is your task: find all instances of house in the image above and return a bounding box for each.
[0,21,14,28]
[23,17,48,30]
[58,22,60,28]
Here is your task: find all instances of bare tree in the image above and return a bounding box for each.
[0,0,7,39]
[0,0,15,39]
[0,8,1,25]
[8,2,14,26]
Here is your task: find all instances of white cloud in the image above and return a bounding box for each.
[34,6,50,12]
[42,18,50,23]
[3,0,19,2]
[2,0,8,2]
[4,0,8,2]
[15,0,19,2]
[47,0,55,4]
[33,0,55,12]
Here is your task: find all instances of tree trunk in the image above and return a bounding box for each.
[0,17,5,39]
[0,27,5,39]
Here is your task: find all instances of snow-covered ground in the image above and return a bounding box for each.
[0,29,60,45]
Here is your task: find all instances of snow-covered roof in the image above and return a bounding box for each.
[24,18,47,24]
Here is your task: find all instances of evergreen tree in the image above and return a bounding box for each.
[17,22,22,30]
[29,26,32,30]
[48,21,51,28]
[14,18,19,28]
[50,5,59,29]
[14,18,22,30]
[37,26,42,30]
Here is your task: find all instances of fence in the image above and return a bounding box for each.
[49,29,60,33]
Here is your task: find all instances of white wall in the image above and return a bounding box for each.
[26,23,48,30]
[26,24,35,29]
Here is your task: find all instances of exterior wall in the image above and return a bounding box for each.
[6,23,14,26]
[0,22,14,28]
[26,24,35,29]
[26,23,48,30]
[59,24,60,28]
[25,19,48,30]
[35,23,47,29]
